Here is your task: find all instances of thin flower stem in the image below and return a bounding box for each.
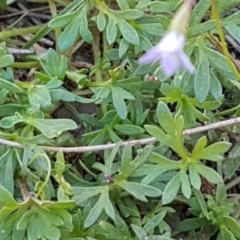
[0,117,239,153]
[215,104,240,116]
[28,154,51,198]
[211,0,240,80]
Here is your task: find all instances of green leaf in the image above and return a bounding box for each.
[101,189,115,220]
[218,226,236,240]
[200,142,232,161]
[16,210,32,231]
[0,114,24,128]
[138,34,152,51]
[0,0,7,9]
[209,71,222,102]
[0,186,18,207]
[50,208,72,229]
[104,142,121,176]
[28,118,77,138]
[195,163,223,184]
[72,186,104,204]
[203,46,234,77]
[143,211,167,233]
[217,0,240,14]
[131,224,147,239]
[148,1,176,13]
[216,184,227,203]
[58,18,79,52]
[138,23,164,36]
[48,12,77,28]
[114,124,144,135]
[0,104,25,118]
[223,216,240,239]
[190,0,211,25]
[145,125,169,144]
[156,101,175,135]
[79,113,103,127]
[0,54,14,68]
[44,224,61,240]
[97,12,107,32]
[106,18,118,44]
[225,25,240,44]
[5,154,15,195]
[28,86,51,109]
[55,151,65,177]
[223,11,240,26]
[97,221,121,239]
[114,9,144,19]
[188,20,215,37]
[162,172,181,204]
[119,181,162,202]
[40,200,76,209]
[180,171,191,199]
[118,20,139,45]
[189,164,201,190]
[119,145,153,180]
[119,38,129,58]
[194,51,210,103]
[121,144,132,170]
[149,152,179,167]
[26,214,40,240]
[191,136,207,161]
[192,188,209,219]
[116,0,129,10]
[222,158,240,179]
[84,191,107,228]
[0,77,22,93]
[111,86,135,119]
[79,7,93,43]
[40,48,68,80]
[37,207,64,227]
[177,218,209,231]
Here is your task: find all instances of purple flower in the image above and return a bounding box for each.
[138,31,195,77]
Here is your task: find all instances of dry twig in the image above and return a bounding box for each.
[0,117,239,153]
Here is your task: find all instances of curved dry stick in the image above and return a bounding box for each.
[1,117,240,153]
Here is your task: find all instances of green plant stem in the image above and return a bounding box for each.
[92,29,102,82]
[215,104,240,116]
[211,0,240,80]
[92,28,108,115]
[11,62,40,68]
[0,25,45,39]
[5,13,27,31]
[14,148,40,181]
[28,154,52,198]
[103,31,108,54]
[79,160,97,179]
[48,0,60,52]
[94,0,109,14]
[226,175,240,190]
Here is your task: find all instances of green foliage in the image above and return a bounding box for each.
[1,0,240,239]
